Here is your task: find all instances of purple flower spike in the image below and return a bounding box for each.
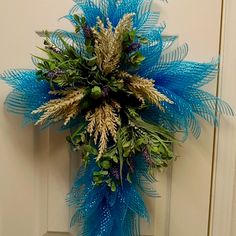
[111,168,120,180]
[82,24,93,39]
[102,85,110,97]
[125,42,141,53]
[47,69,64,79]
[143,148,152,165]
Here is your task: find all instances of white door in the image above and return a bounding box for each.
[0,1,234,236]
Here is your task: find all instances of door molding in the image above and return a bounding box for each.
[35,128,72,236]
[209,0,236,235]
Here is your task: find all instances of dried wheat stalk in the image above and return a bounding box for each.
[32,88,85,125]
[86,102,121,160]
[119,71,173,110]
[92,13,135,75]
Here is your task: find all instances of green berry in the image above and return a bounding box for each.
[91,86,102,99]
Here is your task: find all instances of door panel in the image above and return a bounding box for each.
[165,1,222,235]
[0,1,223,235]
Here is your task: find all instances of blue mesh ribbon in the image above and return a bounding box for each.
[67,156,150,236]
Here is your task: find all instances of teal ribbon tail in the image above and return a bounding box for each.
[0,69,52,125]
[67,156,155,236]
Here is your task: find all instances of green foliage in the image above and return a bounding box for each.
[90,86,102,99]
[123,30,137,47]
[90,111,176,189]
[121,30,148,67]
[66,120,87,146]
[129,51,145,67]
[73,14,86,33]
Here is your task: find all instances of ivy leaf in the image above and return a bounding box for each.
[122,141,131,148]
[117,128,124,186]
[123,148,131,158]
[112,155,119,163]
[130,51,145,65]
[73,14,80,23]
[101,160,111,169]
[83,145,98,155]
[129,30,136,41]
[111,182,116,192]
[93,170,108,176]
[127,173,132,183]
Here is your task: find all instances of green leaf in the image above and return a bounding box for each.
[127,173,132,183]
[57,35,78,58]
[129,30,136,41]
[73,14,80,23]
[93,170,108,176]
[86,45,94,53]
[81,16,86,25]
[101,160,111,169]
[86,56,97,66]
[84,145,98,155]
[70,121,87,140]
[130,51,145,64]
[123,148,131,158]
[111,182,116,192]
[37,47,64,62]
[151,146,160,154]
[112,155,119,163]
[122,141,131,148]
[117,128,124,185]
[101,170,108,175]
[136,138,144,146]
[75,26,80,33]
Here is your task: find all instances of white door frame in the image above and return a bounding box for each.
[209,0,236,235]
